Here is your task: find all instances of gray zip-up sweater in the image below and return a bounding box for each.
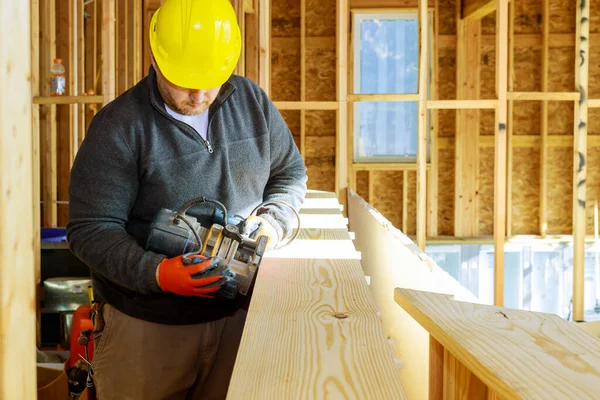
[66,67,307,324]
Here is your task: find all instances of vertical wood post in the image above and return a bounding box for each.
[0,0,36,397]
[258,0,271,96]
[103,0,116,104]
[573,0,589,322]
[416,0,428,249]
[428,3,439,238]
[336,0,349,208]
[540,0,549,237]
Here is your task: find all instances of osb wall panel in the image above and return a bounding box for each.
[356,171,369,203]
[481,13,495,36]
[481,45,496,100]
[407,171,417,235]
[438,0,456,35]
[306,0,336,37]
[305,136,335,158]
[306,111,336,136]
[512,147,540,234]
[547,47,574,135]
[588,41,600,99]
[439,148,455,235]
[305,157,336,192]
[592,0,600,33]
[480,110,495,136]
[547,147,573,234]
[271,43,301,101]
[371,171,403,229]
[514,102,541,135]
[549,0,575,33]
[548,102,574,135]
[587,147,600,234]
[438,47,456,138]
[306,45,336,101]
[272,0,300,37]
[479,147,494,236]
[589,109,600,135]
[514,48,541,91]
[514,0,542,34]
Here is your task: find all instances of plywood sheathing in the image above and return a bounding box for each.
[439,149,455,235]
[356,171,369,202]
[372,171,404,229]
[479,147,494,235]
[548,147,573,234]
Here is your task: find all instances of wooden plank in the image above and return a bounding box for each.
[273,101,339,110]
[440,135,600,149]
[0,0,36,397]
[494,0,508,307]
[40,0,57,228]
[416,0,428,249]
[347,9,356,195]
[244,0,254,13]
[427,100,497,109]
[353,163,432,171]
[443,348,488,399]
[33,95,105,104]
[351,0,435,7]
[258,0,270,96]
[102,0,116,104]
[462,0,510,20]
[300,0,306,158]
[438,32,600,49]
[429,337,444,400]
[506,92,580,101]
[540,0,549,237]
[428,2,439,238]
[130,0,143,83]
[587,99,600,108]
[77,0,85,155]
[336,0,349,211]
[394,288,600,400]
[573,0,589,322]
[245,2,259,83]
[117,0,129,94]
[348,93,419,102]
[506,1,514,238]
[455,14,481,238]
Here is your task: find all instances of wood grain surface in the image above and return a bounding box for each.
[395,289,600,399]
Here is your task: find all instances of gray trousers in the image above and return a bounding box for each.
[91,304,246,400]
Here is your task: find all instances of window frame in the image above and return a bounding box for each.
[351,9,434,164]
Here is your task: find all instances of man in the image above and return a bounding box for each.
[66,0,307,398]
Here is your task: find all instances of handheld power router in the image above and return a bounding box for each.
[145,197,299,299]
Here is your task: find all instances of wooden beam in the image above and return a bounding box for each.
[102,0,116,104]
[347,93,419,102]
[40,0,57,228]
[427,99,496,109]
[245,2,259,83]
[395,288,600,399]
[506,1,514,238]
[131,0,143,83]
[353,163,432,171]
[273,101,339,110]
[117,0,129,94]
[428,1,439,238]
[573,0,589,322]
[336,0,349,209]
[33,95,105,104]
[258,0,270,96]
[439,135,600,149]
[244,0,254,13]
[462,0,499,20]
[494,0,508,307]
[455,11,481,238]
[77,0,85,155]
[416,0,428,249]
[347,13,356,195]
[1,0,36,396]
[300,0,306,158]
[540,0,549,237]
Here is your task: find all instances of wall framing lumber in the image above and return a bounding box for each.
[427,99,497,109]
[506,0,514,238]
[102,0,116,104]
[462,0,511,21]
[336,0,349,209]
[506,92,580,101]
[245,2,259,82]
[300,0,306,158]
[348,93,420,102]
[416,0,428,249]
[273,101,339,110]
[427,0,439,238]
[40,0,57,228]
[572,0,589,322]
[540,0,549,237]
[132,0,143,83]
[494,0,508,307]
[34,95,106,105]
[0,0,36,397]
[259,0,271,96]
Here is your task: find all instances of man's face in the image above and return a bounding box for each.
[152,56,221,116]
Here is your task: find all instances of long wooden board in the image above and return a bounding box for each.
[395,288,600,399]
[228,193,406,399]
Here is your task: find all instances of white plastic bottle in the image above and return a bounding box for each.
[50,58,66,96]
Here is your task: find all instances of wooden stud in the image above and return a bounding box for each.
[506,92,580,101]
[132,0,143,83]
[416,0,428,249]
[1,0,36,396]
[506,1,514,238]
[427,99,497,109]
[455,8,481,238]
[77,0,85,153]
[103,0,116,104]
[258,0,270,96]
[427,1,439,238]
[40,0,57,228]
[573,0,589,322]
[337,0,349,207]
[429,337,444,400]
[347,93,420,102]
[403,170,409,234]
[117,0,129,94]
[494,0,508,307]
[353,163,432,171]
[540,0,549,237]
[34,95,105,105]
[300,0,306,158]
[348,29,356,194]
[245,2,259,83]
[234,0,246,77]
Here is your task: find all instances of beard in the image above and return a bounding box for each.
[157,77,210,116]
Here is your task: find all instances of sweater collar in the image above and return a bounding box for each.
[146,66,237,116]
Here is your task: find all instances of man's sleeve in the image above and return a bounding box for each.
[66,113,164,294]
[257,98,308,243]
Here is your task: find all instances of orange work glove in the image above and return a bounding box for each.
[157,255,233,298]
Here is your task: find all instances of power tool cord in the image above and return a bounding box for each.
[249,201,301,250]
[175,197,229,256]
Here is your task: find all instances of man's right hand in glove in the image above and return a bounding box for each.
[156,254,232,298]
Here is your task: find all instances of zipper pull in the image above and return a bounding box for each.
[205,140,214,154]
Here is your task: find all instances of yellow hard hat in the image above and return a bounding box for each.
[149,0,241,90]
